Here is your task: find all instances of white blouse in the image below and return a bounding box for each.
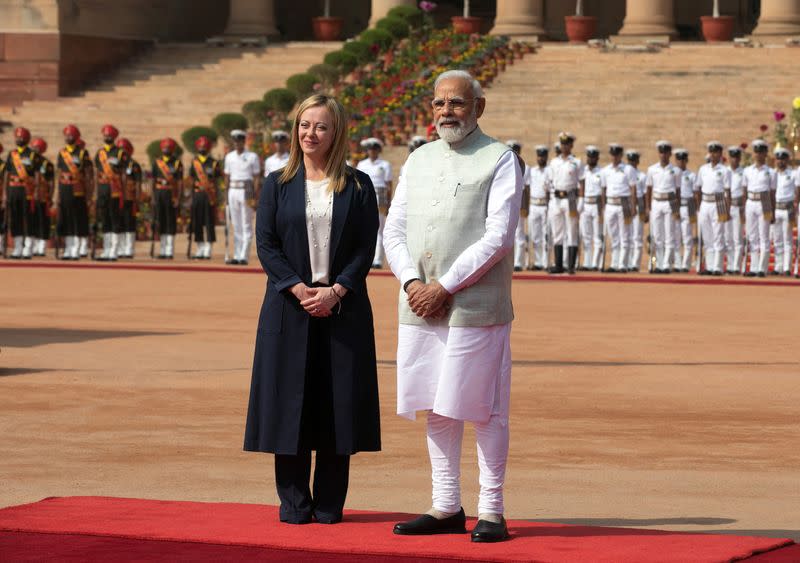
[305,178,333,284]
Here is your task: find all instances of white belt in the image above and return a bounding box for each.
[230,180,251,188]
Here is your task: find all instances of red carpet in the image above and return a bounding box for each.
[0,497,793,562]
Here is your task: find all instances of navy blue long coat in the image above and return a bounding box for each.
[243,164,381,455]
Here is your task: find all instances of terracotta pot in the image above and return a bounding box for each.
[564,15,597,43]
[451,16,483,35]
[312,16,344,41]
[700,15,735,42]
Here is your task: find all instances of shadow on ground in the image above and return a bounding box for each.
[0,368,67,377]
[0,328,175,348]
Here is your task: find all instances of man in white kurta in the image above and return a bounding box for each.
[384,70,522,543]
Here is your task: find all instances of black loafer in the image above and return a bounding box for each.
[393,508,466,535]
[471,517,510,543]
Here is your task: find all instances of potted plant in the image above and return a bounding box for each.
[701,0,735,42]
[564,0,596,43]
[312,0,344,41]
[452,1,483,35]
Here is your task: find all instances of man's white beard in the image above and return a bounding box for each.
[435,111,478,144]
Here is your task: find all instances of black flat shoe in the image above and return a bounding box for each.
[471,517,510,543]
[393,508,466,536]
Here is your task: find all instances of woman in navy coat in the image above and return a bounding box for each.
[244,94,380,525]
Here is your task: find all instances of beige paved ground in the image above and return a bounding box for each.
[0,266,798,541]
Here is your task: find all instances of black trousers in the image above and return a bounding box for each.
[121,200,136,232]
[34,202,50,240]
[191,192,216,243]
[154,189,177,235]
[57,187,89,237]
[274,316,350,523]
[96,184,123,233]
[6,187,33,237]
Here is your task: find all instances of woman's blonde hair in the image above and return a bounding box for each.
[279,94,352,194]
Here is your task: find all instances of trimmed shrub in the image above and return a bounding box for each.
[387,5,424,28]
[286,73,317,97]
[146,139,184,164]
[342,40,372,64]
[263,88,298,113]
[241,100,270,129]
[359,28,393,52]
[181,126,218,154]
[323,50,358,75]
[211,112,248,142]
[376,16,410,39]
[308,63,340,86]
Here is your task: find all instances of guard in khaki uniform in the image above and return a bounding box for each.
[188,136,222,259]
[506,140,530,270]
[116,138,141,258]
[547,132,583,274]
[54,125,92,260]
[151,137,183,259]
[674,149,698,272]
[527,145,551,270]
[3,128,42,259]
[580,145,603,270]
[724,146,747,274]
[94,124,127,261]
[626,150,647,272]
[742,140,775,277]
[601,143,638,273]
[30,137,55,257]
[694,141,731,275]
[771,147,797,276]
[646,140,680,273]
[357,137,393,268]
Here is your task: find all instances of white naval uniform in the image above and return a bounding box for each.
[772,166,797,274]
[580,164,603,269]
[384,145,521,516]
[743,163,776,274]
[628,169,647,270]
[548,154,584,248]
[725,165,747,272]
[513,164,532,268]
[357,157,392,266]
[263,151,289,177]
[224,149,261,262]
[676,168,698,270]
[601,162,637,271]
[695,162,731,273]
[527,165,551,269]
[646,162,680,271]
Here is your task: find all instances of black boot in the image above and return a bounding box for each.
[567,246,577,274]
[549,245,564,274]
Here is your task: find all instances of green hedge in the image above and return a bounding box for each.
[181,126,218,154]
[359,28,393,52]
[263,88,298,113]
[376,16,410,39]
[308,63,340,86]
[323,50,358,75]
[241,100,270,129]
[342,40,372,64]
[387,5,424,28]
[146,139,184,164]
[211,112,248,142]
[286,73,317,97]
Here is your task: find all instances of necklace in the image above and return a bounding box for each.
[306,181,333,249]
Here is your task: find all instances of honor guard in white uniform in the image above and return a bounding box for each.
[742,140,776,277]
[695,141,731,275]
[724,146,747,274]
[626,150,646,271]
[601,143,638,272]
[399,136,428,181]
[224,129,261,265]
[580,145,603,270]
[506,140,530,270]
[547,132,584,274]
[527,145,551,270]
[646,140,680,273]
[771,147,797,276]
[263,130,290,177]
[357,137,393,268]
[674,149,698,272]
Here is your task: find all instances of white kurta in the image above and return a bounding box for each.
[384,150,521,422]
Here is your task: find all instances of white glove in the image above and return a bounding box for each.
[577,197,584,214]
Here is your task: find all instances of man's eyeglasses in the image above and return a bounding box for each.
[431,97,475,111]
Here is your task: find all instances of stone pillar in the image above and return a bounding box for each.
[491,0,545,36]
[369,0,415,27]
[752,0,800,35]
[617,0,677,36]
[224,0,278,38]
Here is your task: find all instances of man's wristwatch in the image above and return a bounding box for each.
[403,278,420,293]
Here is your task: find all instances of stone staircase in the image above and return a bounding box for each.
[0,42,339,157]
[477,43,799,167]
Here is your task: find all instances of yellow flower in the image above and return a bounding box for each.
[794,97,800,110]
